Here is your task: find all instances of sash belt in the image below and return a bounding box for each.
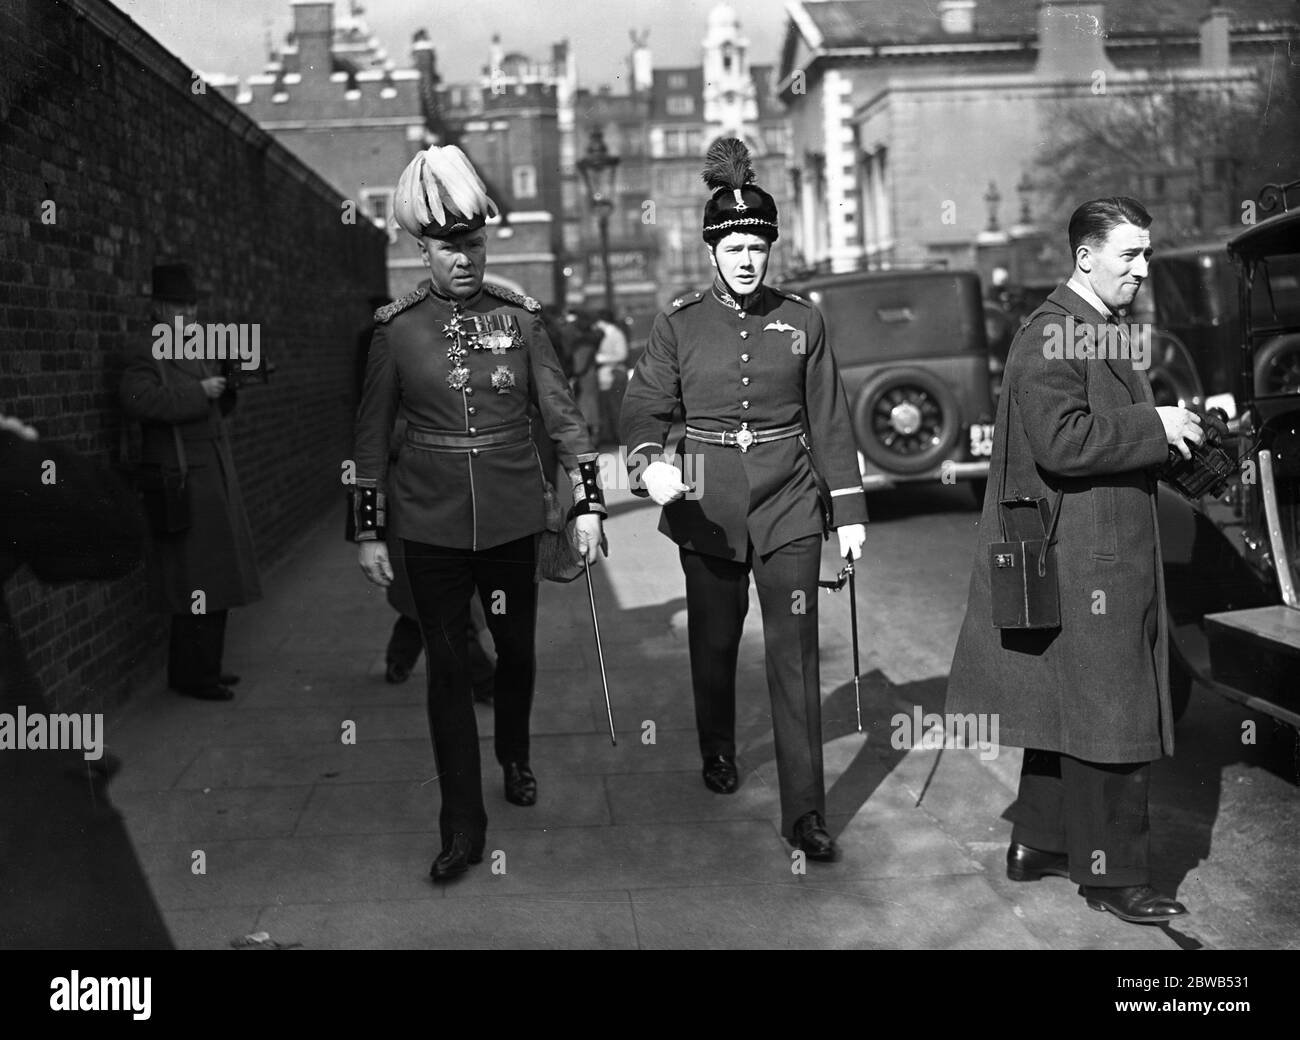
[405,419,531,452]
[685,422,803,452]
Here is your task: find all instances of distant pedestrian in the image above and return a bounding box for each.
[593,309,629,447]
[120,264,261,701]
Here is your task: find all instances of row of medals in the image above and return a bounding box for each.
[443,305,520,393]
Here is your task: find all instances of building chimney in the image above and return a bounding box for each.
[631,30,652,95]
[938,0,976,34]
[1200,7,1231,69]
[1035,1,1116,80]
[292,0,334,78]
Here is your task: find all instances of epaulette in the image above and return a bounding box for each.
[770,286,811,307]
[483,283,541,313]
[374,286,428,325]
[668,290,704,313]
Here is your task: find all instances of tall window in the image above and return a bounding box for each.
[360,188,397,243]
[512,164,538,200]
[666,95,695,116]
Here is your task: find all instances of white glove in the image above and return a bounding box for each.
[643,460,692,506]
[837,523,866,561]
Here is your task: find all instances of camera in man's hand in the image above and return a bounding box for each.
[1160,406,1234,500]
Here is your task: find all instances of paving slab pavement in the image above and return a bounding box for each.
[102,477,1299,950]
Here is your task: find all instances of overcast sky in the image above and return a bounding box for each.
[110,0,790,88]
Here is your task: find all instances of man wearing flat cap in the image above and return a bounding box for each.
[620,138,867,862]
[120,263,261,702]
[352,145,607,883]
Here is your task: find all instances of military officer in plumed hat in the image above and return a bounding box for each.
[353,144,607,883]
[620,138,867,861]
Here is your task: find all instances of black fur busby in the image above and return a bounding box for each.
[701,138,778,244]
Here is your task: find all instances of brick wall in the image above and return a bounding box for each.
[0,0,388,712]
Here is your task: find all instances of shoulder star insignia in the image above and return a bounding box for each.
[374,286,429,324]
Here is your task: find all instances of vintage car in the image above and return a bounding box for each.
[779,268,995,505]
[1141,238,1300,408]
[1159,202,1300,730]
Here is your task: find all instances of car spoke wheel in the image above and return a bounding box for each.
[854,367,962,475]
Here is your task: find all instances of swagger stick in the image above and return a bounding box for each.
[583,558,617,745]
[846,552,862,734]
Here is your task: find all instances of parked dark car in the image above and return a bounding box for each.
[1158,204,1300,731]
[779,268,995,505]
[1143,241,1300,409]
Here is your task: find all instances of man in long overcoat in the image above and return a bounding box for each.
[120,264,261,701]
[946,197,1206,924]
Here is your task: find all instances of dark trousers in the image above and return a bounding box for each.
[402,535,538,846]
[680,535,825,836]
[386,610,495,689]
[168,609,228,690]
[1007,748,1152,887]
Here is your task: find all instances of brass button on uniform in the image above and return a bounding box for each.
[739,331,749,339]
[465,387,474,396]
[741,353,750,363]
[742,377,750,386]
[467,406,477,415]
[742,400,750,409]
[468,427,477,435]
[471,448,480,456]
[738,311,746,319]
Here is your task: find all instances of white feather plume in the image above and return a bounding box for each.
[394,145,497,238]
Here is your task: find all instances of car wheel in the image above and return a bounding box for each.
[1146,331,1203,408]
[853,366,963,476]
[1253,334,1300,397]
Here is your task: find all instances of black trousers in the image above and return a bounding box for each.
[1007,748,1152,887]
[680,535,825,836]
[168,609,228,690]
[402,535,538,847]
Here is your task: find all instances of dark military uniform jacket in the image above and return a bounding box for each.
[353,283,597,551]
[621,283,867,560]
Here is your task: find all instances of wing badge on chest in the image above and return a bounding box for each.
[764,320,798,334]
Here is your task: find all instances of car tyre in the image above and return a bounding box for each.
[852,366,963,476]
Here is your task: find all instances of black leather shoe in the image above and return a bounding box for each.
[429,833,484,883]
[790,810,839,862]
[176,684,235,701]
[701,754,739,794]
[385,660,412,684]
[219,673,241,686]
[1080,884,1188,924]
[503,761,537,806]
[1006,841,1070,882]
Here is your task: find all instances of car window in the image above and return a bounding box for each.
[792,274,985,366]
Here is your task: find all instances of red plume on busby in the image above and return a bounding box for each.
[701,137,778,244]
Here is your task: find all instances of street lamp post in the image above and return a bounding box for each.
[576,127,621,315]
